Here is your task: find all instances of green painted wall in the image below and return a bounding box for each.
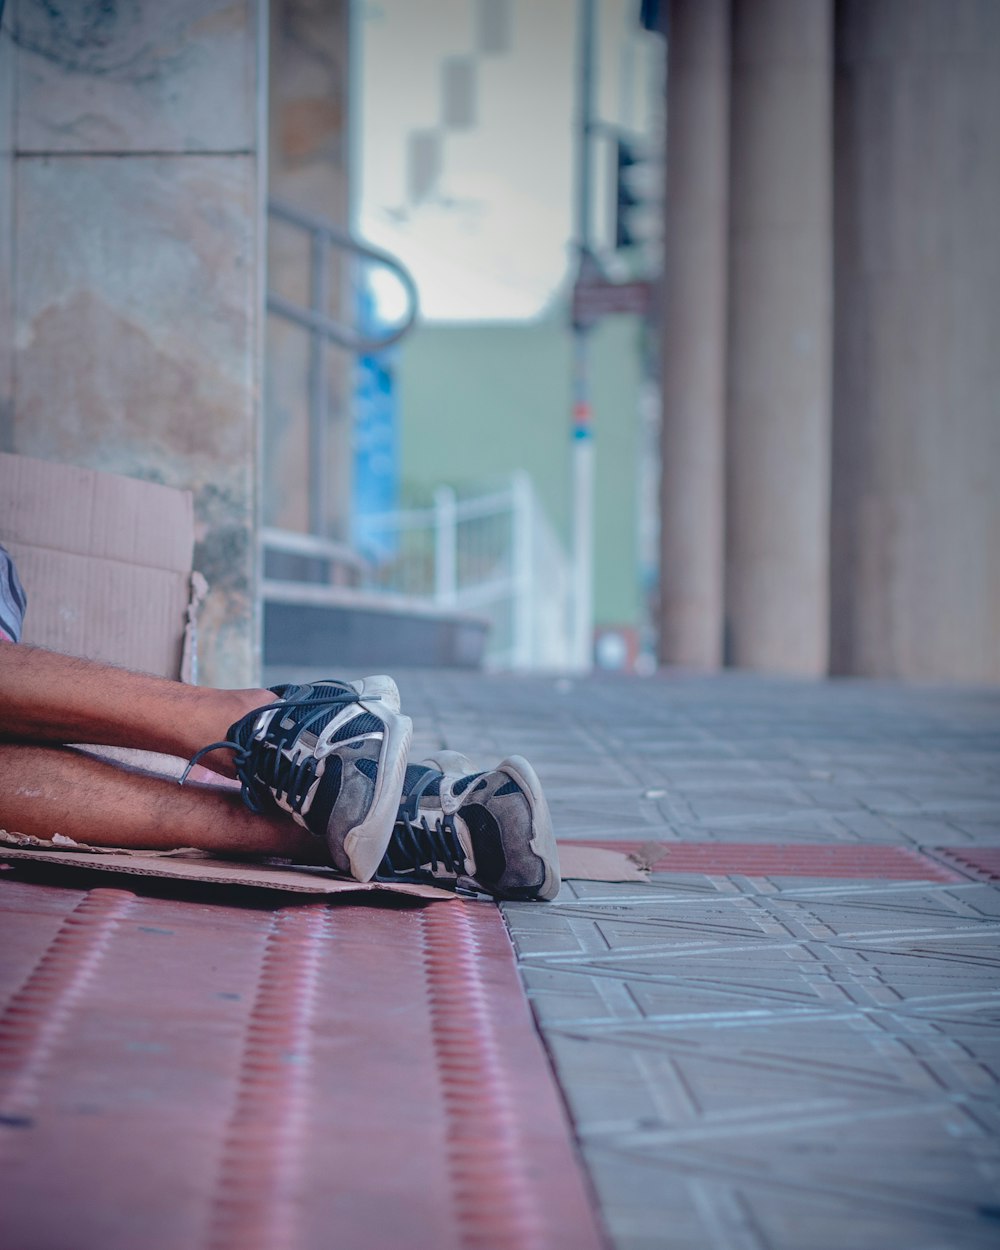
[396,314,645,628]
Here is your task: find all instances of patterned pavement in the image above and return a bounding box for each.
[394,669,1000,1250]
[0,881,603,1250]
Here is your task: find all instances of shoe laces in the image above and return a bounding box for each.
[180,690,366,814]
[380,811,467,881]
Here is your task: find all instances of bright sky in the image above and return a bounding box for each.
[358,0,661,323]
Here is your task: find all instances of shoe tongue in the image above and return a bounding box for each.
[404,763,441,797]
[450,814,478,877]
[452,772,484,797]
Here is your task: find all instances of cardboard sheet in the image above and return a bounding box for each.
[0,452,195,678]
[556,844,651,883]
[0,831,648,896]
[0,833,456,901]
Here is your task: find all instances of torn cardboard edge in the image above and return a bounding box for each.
[0,831,649,897]
[557,844,651,884]
[0,834,455,901]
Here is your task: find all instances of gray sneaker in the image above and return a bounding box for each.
[376,750,561,900]
[183,678,411,881]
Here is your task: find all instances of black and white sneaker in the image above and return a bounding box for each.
[183,678,411,881]
[376,750,561,901]
[0,544,27,643]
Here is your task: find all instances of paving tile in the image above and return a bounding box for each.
[0,885,603,1250]
[938,847,1000,881]
[564,841,962,882]
[398,669,1000,1250]
[89,665,993,1250]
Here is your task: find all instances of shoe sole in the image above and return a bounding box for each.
[343,708,413,881]
[498,754,561,902]
[422,750,561,901]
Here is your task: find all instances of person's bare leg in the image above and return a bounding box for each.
[0,744,325,861]
[0,645,273,775]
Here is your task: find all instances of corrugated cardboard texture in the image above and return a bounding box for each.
[0,452,194,677]
[0,839,456,900]
[0,832,644,896]
[0,833,644,898]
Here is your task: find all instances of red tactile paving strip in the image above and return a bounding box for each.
[0,878,605,1250]
[931,846,1000,882]
[561,840,964,882]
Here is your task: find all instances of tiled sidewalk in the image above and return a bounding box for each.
[2,668,998,1249]
[395,670,1000,1250]
[0,880,603,1250]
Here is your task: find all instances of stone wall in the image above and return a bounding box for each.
[0,0,266,687]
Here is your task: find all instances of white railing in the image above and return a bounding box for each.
[355,472,574,670]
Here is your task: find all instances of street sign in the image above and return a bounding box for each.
[571,278,652,327]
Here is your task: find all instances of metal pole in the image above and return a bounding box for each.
[571,336,595,670]
[511,470,535,669]
[434,485,457,607]
[578,0,596,251]
[308,231,330,542]
[571,0,597,671]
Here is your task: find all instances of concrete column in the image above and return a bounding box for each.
[657,0,731,670]
[267,0,353,543]
[5,0,267,687]
[725,0,833,674]
[831,0,1000,682]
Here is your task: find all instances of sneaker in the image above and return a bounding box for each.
[0,544,27,643]
[182,678,411,881]
[376,750,561,900]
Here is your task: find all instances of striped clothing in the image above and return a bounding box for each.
[0,544,26,643]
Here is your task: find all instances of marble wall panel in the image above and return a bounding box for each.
[13,0,256,154]
[13,155,259,687]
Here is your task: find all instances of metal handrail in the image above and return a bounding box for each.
[267,198,419,354]
[265,198,419,539]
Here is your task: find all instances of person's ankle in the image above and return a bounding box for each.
[183,687,275,778]
[229,687,277,721]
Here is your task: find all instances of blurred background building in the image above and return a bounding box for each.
[0,0,997,685]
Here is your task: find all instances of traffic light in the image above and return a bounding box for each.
[612,134,662,261]
[614,137,641,250]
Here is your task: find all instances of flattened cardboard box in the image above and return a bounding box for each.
[0,833,457,900]
[0,452,195,678]
[0,833,648,899]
